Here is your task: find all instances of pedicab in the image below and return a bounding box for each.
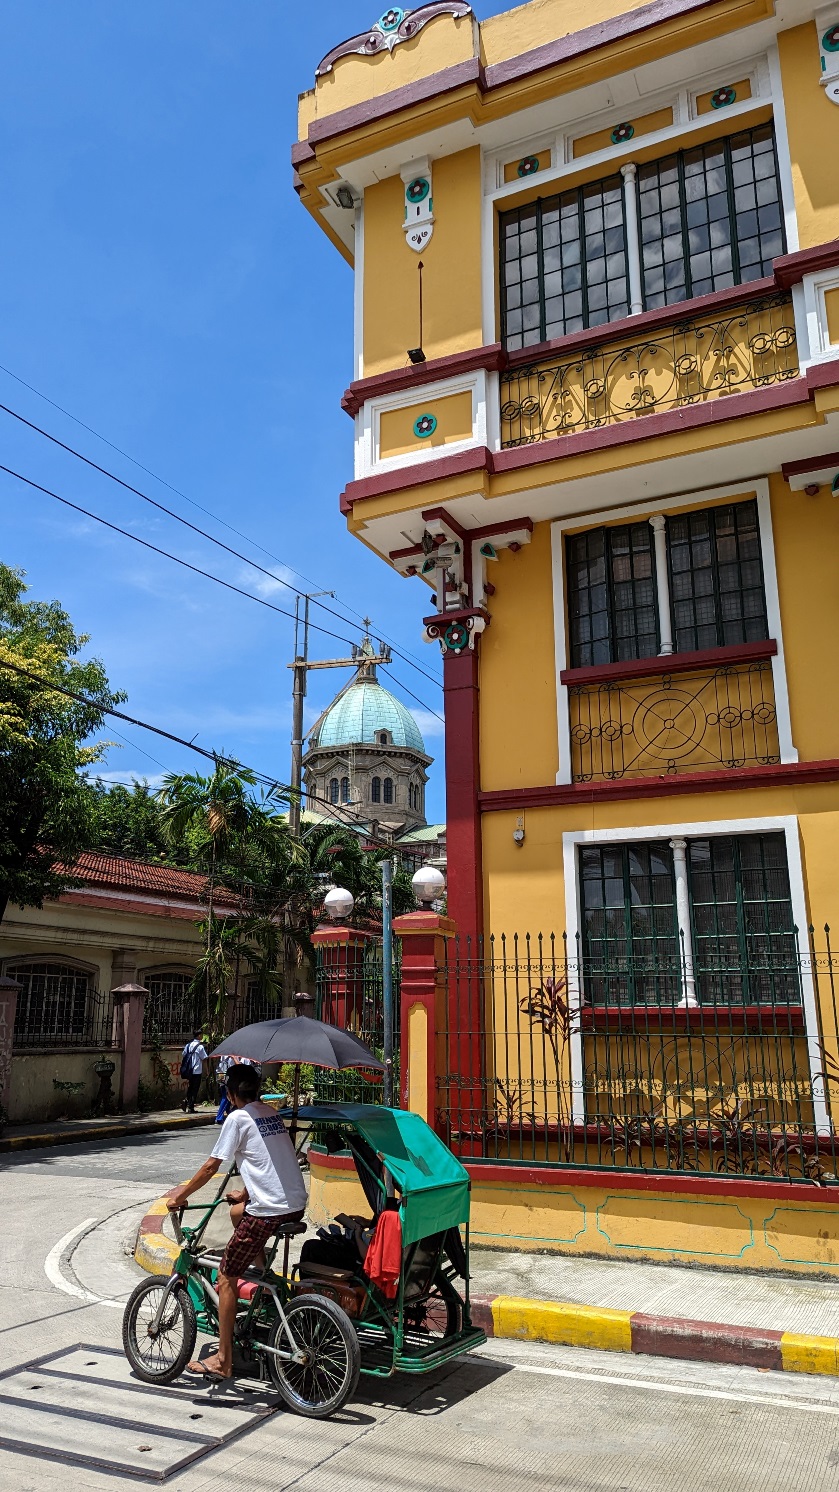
[121,1100,486,1418]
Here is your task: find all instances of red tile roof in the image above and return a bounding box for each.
[63,852,239,908]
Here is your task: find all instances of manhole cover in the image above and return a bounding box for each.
[0,1344,279,1480]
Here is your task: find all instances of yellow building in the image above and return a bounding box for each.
[295,0,839,1185]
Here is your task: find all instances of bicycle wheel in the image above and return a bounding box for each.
[407,1275,463,1339]
[123,1278,197,1385]
[267,1294,360,1418]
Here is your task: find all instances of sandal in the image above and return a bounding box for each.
[186,1360,232,1381]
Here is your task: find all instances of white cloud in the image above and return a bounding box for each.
[90,771,167,790]
[240,564,299,600]
[410,708,446,739]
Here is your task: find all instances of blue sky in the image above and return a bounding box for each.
[0,2,511,825]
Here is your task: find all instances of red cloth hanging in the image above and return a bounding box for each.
[364,1209,402,1299]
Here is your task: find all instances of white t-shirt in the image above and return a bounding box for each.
[211,1101,307,1218]
[182,1040,207,1075]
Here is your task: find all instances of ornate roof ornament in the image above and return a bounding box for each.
[315,2,474,78]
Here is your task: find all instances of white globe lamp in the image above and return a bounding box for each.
[412,865,446,907]
[323,885,355,922]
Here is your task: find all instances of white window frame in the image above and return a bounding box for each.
[549,478,798,786]
[561,814,827,1130]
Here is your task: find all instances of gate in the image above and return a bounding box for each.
[314,937,400,1105]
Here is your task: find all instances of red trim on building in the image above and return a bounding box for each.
[312,1144,839,1206]
[504,277,777,370]
[443,649,483,944]
[293,0,725,157]
[339,372,829,511]
[559,639,777,688]
[478,758,839,812]
[341,345,505,417]
[774,238,839,289]
[782,448,839,479]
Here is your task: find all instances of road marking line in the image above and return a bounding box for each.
[44,1219,124,1310]
[506,1361,839,1414]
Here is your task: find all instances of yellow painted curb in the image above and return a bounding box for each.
[492,1296,633,1353]
[781,1332,839,1376]
[135,1229,177,1277]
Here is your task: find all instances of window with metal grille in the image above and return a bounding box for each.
[6,961,92,1044]
[565,521,658,668]
[580,842,681,1005]
[667,499,769,652]
[500,173,629,351]
[688,833,799,1004]
[637,124,784,309]
[383,777,394,805]
[142,970,197,1043]
[580,832,798,1004]
[371,776,381,803]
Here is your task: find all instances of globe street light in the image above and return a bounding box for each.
[323,885,354,922]
[412,865,446,906]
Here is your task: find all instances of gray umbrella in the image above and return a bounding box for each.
[210,1015,384,1071]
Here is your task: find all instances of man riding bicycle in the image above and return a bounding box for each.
[167,1064,307,1380]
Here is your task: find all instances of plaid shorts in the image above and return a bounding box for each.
[219,1208,305,1278]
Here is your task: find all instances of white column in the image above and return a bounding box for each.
[649,513,674,656]
[670,838,698,1008]
[621,163,644,316]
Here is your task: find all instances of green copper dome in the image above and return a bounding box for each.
[314,678,425,753]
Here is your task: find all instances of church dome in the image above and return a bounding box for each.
[313,678,425,753]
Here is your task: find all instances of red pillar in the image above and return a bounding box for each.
[443,648,483,946]
[393,911,455,1129]
[311,925,376,1030]
[112,982,148,1113]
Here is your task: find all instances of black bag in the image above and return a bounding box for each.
[179,1042,194,1080]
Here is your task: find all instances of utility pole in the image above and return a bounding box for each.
[288,614,391,838]
[381,856,394,1107]
[289,591,334,838]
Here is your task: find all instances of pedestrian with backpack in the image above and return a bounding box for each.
[180,1030,208,1113]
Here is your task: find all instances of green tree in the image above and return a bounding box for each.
[0,564,122,927]
[90,779,182,862]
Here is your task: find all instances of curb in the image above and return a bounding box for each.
[468,1295,839,1377]
[0,1109,215,1154]
[131,1189,839,1379]
[135,1195,181,1276]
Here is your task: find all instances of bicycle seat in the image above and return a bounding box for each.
[276,1220,307,1238]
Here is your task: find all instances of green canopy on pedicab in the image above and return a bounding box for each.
[287,1102,471,1247]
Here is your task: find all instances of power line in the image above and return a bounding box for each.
[0,459,445,723]
[0,382,442,688]
[0,656,402,847]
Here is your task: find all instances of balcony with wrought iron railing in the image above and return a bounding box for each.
[561,643,780,784]
[499,291,798,449]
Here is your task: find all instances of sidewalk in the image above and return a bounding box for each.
[0,1106,215,1153]
[133,1178,839,1378]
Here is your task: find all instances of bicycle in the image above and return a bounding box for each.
[122,1170,360,1418]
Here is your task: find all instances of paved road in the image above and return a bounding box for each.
[3,1129,839,1490]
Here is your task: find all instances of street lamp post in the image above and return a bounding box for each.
[381,859,394,1107]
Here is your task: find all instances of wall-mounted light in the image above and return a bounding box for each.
[407,347,426,364]
[513,815,525,847]
[335,184,356,210]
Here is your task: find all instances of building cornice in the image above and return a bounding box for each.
[478,758,839,813]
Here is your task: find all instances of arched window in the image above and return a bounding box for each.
[378,731,389,746]
[371,776,381,803]
[5,959,94,1047]
[341,777,350,803]
[383,777,394,805]
[329,778,339,804]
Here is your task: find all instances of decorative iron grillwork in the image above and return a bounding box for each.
[499,293,798,447]
[7,963,115,1050]
[438,929,839,1182]
[568,659,779,782]
[313,939,400,1105]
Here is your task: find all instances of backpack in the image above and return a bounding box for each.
[180,1041,196,1080]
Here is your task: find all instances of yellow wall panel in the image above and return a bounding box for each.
[695,79,751,114]
[825,287,839,346]
[362,148,483,376]
[481,0,655,66]
[777,23,839,249]
[572,107,673,158]
[379,391,473,460]
[770,472,839,762]
[311,15,475,120]
[479,523,558,794]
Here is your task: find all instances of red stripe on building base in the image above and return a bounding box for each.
[630,1313,784,1370]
